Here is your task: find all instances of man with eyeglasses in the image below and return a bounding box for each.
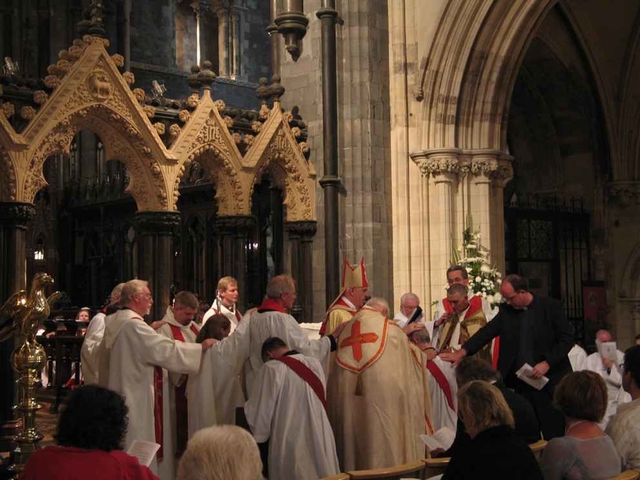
[98,279,217,475]
[441,274,574,440]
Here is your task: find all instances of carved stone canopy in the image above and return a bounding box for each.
[0,33,316,223]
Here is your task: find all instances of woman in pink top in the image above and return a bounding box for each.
[23,385,158,480]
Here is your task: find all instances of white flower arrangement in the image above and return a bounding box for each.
[452,225,503,307]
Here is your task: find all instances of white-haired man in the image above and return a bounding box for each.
[98,279,216,475]
[81,282,125,385]
[394,293,423,328]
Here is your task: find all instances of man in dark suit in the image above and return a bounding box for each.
[441,274,574,439]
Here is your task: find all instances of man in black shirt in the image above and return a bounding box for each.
[441,274,574,439]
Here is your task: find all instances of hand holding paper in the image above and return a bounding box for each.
[515,363,549,391]
[127,440,160,467]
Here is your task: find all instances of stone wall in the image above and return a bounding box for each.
[280,0,393,321]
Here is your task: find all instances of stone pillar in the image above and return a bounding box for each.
[216,216,254,313]
[468,152,513,273]
[631,302,640,345]
[285,221,317,323]
[217,8,230,77]
[134,212,181,321]
[230,7,242,79]
[411,151,460,300]
[0,202,36,445]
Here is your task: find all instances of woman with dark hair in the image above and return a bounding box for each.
[540,371,622,480]
[23,385,158,480]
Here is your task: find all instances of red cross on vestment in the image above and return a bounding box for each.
[339,320,379,362]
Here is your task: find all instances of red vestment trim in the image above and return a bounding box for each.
[426,360,454,410]
[319,297,356,335]
[276,355,327,410]
[257,298,286,313]
[168,324,198,458]
[442,295,483,318]
[153,366,163,460]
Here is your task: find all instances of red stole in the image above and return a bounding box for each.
[276,355,327,410]
[319,297,356,335]
[426,360,454,410]
[153,367,164,460]
[168,323,199,458]
[443,295,500,366]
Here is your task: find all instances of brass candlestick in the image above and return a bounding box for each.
[0,272,60,474]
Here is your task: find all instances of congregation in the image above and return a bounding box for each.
[23,260,640,480]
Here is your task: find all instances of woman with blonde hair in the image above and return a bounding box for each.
[443,380,543,479]
[177,425,263,480]
[540,371,621,479]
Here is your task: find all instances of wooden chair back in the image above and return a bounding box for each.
[607,471,640,480]
[346,460,425,479]
[529,439,548,461]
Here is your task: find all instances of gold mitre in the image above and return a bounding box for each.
[341,257,369,290]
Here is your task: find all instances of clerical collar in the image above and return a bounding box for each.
[283,350,300,357]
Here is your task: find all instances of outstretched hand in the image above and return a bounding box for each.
[201,338,217,351]
[439,348,467,366]
[403,322,425,335]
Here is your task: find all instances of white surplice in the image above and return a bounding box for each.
[155,308,201,480]
[245,353,340,480]
[568,344,587,371]
[202,299,242,334]
[585,350,631,427]
[187,324,248,436]
[188,305,332,439]
[98,308,202,475]
[80,311,106,385]
[427,356,458,432]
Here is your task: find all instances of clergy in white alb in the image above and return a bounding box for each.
[202,276,242,334]
[97,280,215,475]
[189,275,343,436]
[410,328,458,432]
[80,282,124,385]
[188,313,248,436]
[155,292,201,480]
[245,337,340,480]
[585,330,631,427]
[327,298,434,471]
[393,292,424,329]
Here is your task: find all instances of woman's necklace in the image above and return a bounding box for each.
[565,419,589,435]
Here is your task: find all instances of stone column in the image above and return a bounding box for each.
[134,212,181,321]
[216,216,254,313]
[217,8,230,77]
[230,6,242,79]
[411,151,460,300]
[0,202,36,445]
[285,221,317,323]
[468,152,513,273]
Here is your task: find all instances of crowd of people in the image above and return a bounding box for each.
[23,261,640,480]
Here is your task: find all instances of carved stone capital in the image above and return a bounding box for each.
[470,157,499,176]
[135,211,181,236]
[410,151,461,180]
[608,181,640,208]
[0,202,36,227]
[285,221,317,239]
[216,215,255,232]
